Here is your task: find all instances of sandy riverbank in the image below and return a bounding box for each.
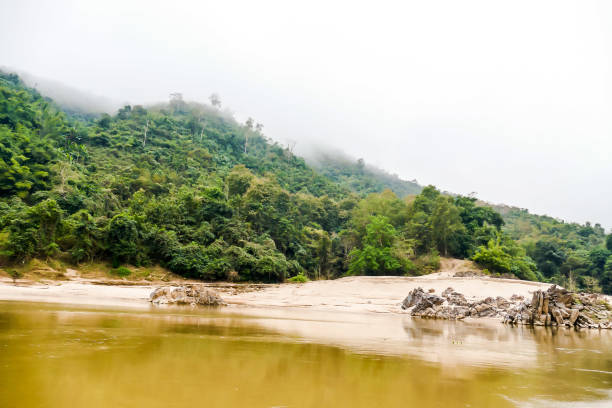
[0,270,554,313]
[4,271,612,367]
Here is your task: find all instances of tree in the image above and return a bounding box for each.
[430,195,464,256]
[356,158,365,172]
[66,210,103,263]
[589,247,610,272]
[29,199,62,256]
[169,93,185,113]
[472,234,539,281]
[209,93,221,108]
[244,117,254,154]
[108,213,140,266]
[532,239,567,278]
[98,114,111,129]
[351,189,407,234]
[348,216,404,276]
[7,269,22,284]
[226,165,254,197]
[561,250,591,291]
[579,275,602,293]
[142,119,150,147]
[601,256,612,294]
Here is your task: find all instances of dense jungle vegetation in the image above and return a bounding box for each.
[1,71,611,293]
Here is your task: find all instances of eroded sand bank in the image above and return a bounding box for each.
[220,273,553,313]
[0,271,553,313]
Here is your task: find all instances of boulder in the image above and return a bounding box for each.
[149,285,224,306]
[542,295,549,315]
[536,292,544,315]
[402,287,444,314]
[551,307,564,325]
[569,309,579,325]
[496,296,512,309]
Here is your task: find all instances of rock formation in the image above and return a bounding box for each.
[402,287,445,314]
[149,285,225,306]
[503,285,612,329]
[402,287,511,320]
[402,285,612,329]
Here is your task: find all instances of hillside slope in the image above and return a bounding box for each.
[1,70,611,293]
[305,147,422,198]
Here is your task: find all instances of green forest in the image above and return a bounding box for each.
[1,71,611,293]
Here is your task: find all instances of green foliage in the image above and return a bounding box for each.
[472,235,539,281]
[602,257,612,294]
[110,266,132,277]
[0,70,609,291]
[496,205,610,292]
[412,251,441,275]
[287,272,309,283]
[348,216,404,276]
[7,269,23,283]
[108,212,141,265]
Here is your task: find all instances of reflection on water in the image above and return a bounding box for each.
[0,301,611,408]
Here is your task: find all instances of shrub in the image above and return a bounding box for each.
[472,237,539,281]
[287,272,309,283]
[7,269,23,284]
[412,251,441,275]
[226,270,239,282]
[110,266,132,277]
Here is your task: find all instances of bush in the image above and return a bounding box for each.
[7,269,23,283]
[472,237,539,281]
[287,272,309,283]
[412,251,440,275]
[110,266,132,277]
[226,270,239,282]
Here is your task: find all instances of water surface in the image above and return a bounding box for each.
[1,301,611,407]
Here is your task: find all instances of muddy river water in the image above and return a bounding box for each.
[1,301,611,407]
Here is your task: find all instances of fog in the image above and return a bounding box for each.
[1,0,611,228]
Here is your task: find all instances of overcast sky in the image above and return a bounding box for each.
[1,0,611,228]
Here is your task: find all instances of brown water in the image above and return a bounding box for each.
[1,301,611,407]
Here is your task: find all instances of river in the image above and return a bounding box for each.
[1,301,611,407]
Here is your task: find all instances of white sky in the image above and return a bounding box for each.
[1,0,611,228]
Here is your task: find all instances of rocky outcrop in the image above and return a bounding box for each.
[402,288,445,314]
[402,285,612,329]
[149,285,225,306]
[503,285,612,329]
[401,287,505,320]
[441,287,469,306]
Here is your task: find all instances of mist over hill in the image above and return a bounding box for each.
[3,67,119,115]
[299,145,422,198]
[1,69,611,293]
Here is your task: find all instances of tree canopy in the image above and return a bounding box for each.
[1,70,610,293]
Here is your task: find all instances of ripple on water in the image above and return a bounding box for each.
[508,390,612,408]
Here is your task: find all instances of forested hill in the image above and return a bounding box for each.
[490,204,610,292]
[304,148,422,198]
[1,70,611,293]
[306,146,612,294]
